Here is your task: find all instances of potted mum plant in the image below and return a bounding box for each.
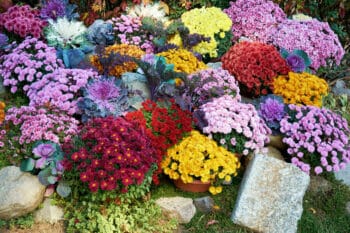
[162,130,241,195]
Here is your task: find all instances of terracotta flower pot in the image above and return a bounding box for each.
[174,179,211,193]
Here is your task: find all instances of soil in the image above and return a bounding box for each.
[0,221,65,233]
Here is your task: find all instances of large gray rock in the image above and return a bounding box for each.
[155,197,196,224]
[334,163,350,187]
[261,146,284,161]
[0,166,46,219]
[231,154,310,233]
[34,198,64,224]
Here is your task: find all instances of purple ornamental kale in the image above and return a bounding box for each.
[40,0,66,20]
[87,78,121,110]
[286,54,306,72]
[258,95,286,131]
[33,143,55,169]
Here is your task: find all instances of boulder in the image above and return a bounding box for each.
[155,197,196,224]
[193,196,214,213]
[231,154,310,233]
[0,166,46,219]
[34,199,64,224]
[334,163,350,187]
[261,146,284,161]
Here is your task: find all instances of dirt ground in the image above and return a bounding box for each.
[0,221,65,233]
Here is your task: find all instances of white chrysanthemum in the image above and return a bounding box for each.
[127,2,168,23]
[292,13,313,21]
[45,17,88,48]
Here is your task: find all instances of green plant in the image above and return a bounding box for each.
[323,93,350,124]
[0,213,34,230]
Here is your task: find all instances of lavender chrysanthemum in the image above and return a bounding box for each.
[258,95,285,130]
[40,0,66,20]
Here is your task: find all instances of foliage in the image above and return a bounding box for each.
[125,99,193,185]
[323,93,350,125]
[274,72,329,107]
[135,54,186,101]
[162,130,240,195]
[222,41,290,97]
[0,213,34,230]
[280,104,350,175]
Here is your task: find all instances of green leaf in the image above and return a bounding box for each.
[38,168,51,186]
[20,158,35,172]
[280,48,289,59]
[57,182,71,198]
[293,49,312,67]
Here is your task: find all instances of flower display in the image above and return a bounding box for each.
[269,19,345,70]
[108,15,154,53]
[78,77,131,122]
[0,101,5,124]
[90,44,145,77]
[63,116,158,194]
[162,130,240,195]
[125,99,193,184]
[27,68,99,115]
[45,17,89,49]
[177,7,232,58]
[256,94,286,132]
[157,48,206,74]
[280,104,350,175]
[199,95,271,155]
[223,0,286,42]
[281,49,311,73]
[221,41,290,97]
[126,1,169,23]
[176,68,241,111]
[3,106,79,145]
[0,5,46,39]
[273,72,328,107]
[40,0,79,21]
[0,37,64,93]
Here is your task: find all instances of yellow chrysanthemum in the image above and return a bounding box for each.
[157,49,207,74]
[273,72,328,107]
[90,44,144,77]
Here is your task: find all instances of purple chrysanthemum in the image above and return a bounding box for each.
[40,0,66,20]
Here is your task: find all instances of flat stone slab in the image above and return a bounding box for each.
[231,154,310,233]
[334,163,350,187]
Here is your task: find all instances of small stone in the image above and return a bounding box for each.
[0,166,46,220]
[193,196,214,213]
[307,176,332,194]
[261,146,284,161]
[34,199,64,224]
[334,163,350,187]
[231,154,310,233]
[155,197,196,224]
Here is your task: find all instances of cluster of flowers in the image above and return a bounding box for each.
[90,43,144,77]
[270,19,345,70]
[3,106,79,145]
[64,116,158,193]
[162,130,240,195]
[0,37,63,93]
[223,0,286,42]
[200,95,271,155]
[178,7,232,58]
[27,68,99,115]
[273,72,329,107]
[157,48,207,74]
[109,15,154,53]
[0,5,46,38]
[184,68,241,108]
[221,41,290,97]
[280,105,350,175]
[256,95,286,132]
[125,99,193,184]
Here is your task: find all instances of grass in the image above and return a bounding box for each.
[151,174,350,233]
